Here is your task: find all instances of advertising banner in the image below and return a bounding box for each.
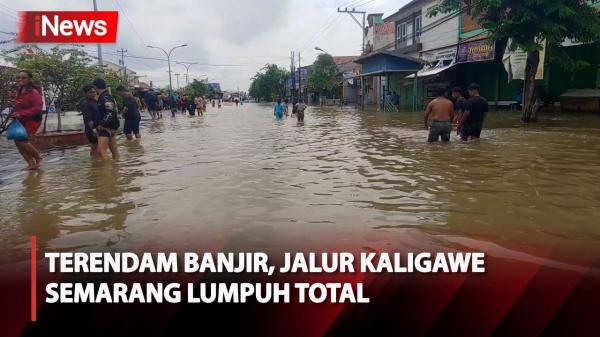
[456,39,495,63]
[502,38,546,81]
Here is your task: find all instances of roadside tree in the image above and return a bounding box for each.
[429,0,600,122]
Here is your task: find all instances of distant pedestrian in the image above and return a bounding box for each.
[80,85,99,156]
[274,98,285,119]
[143,89,158,120]
[424,87,455,143]
[195,96,204,116]
[157,93,164,119]
[170,94,178,117]
[291,98,298,116]
[178,96,185,112]
[185,96,196,116]
[459,83,488,141]
[93,78,120,160]
[295,99,307,122]
[117,85,141,140]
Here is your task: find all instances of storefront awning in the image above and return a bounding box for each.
[405,63,455,79]
[354,50,424,77]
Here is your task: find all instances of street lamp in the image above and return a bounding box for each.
[315,46,330,54]
[176,61,199,86]
[147,44,188,94]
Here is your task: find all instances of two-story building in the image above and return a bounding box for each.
[384,0,524,109]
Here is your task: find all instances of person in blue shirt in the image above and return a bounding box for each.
[274,98,285,119]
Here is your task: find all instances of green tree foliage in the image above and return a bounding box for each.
[185,79,215,98]
[248,64,289,101]
[0,65,17,112]
[307,54,341,99]
[5,47,124,131]
[429,0,600,122]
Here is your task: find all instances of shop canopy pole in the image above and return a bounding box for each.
[412,72,418,111]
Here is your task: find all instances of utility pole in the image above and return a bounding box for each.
[297,52,301,101]
[92,0,103,65]
[117,48,128,85]
[337,7,367,55]
[175,73,180,91]
[291,51,296,101]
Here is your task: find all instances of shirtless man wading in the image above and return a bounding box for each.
[424,88,455,143]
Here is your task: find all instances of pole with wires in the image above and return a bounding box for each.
[117,48,128,85]
[337,7,367,55]
[92,0,103,66]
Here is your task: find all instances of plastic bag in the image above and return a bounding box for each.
[6,119,29,141]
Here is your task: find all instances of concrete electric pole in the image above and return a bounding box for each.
[117,48,128,85]
[337,7,367,55]
[92,0,103,66]
[175,73,180,91]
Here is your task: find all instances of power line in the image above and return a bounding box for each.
[113,0,147,46]
[0,3,17,13]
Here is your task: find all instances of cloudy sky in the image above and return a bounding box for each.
[0,0,409,91]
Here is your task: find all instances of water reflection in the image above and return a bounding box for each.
[0,106,599,268]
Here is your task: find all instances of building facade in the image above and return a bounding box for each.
[360,0,600,111]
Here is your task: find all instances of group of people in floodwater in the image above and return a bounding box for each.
[274,98,308,121]
[6,69,484,170]
[141,88,216,120]
[6,70,227,168]
[423,82,489,142]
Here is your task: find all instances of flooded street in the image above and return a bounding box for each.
[1,104,599,268]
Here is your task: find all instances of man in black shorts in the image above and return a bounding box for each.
[93,78,120,160]
[459,83,488,141]
[80,85,99,156]
[117,85,141,140]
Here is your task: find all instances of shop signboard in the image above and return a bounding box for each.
[456,39,495,63]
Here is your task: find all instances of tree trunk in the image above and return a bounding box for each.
[521,50,540,123]
[56,104,62,132]
[42,110,48,134]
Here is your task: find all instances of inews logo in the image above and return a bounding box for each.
[18,11,118,43]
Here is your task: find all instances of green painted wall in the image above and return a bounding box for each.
[548,44,600,98]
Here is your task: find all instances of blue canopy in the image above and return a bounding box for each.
[354,50,423,76]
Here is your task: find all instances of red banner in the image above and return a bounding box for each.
[18,11,118,43]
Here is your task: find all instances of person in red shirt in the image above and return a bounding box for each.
[11,70,43,169]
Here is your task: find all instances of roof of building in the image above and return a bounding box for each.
[384,0,429,22]
[375,22,395,34]
[333,56,360,65]
[354,49,424,64]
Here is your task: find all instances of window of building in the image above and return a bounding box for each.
[415,15,422,37]
[397,22,408,43]
[405,22,413,46]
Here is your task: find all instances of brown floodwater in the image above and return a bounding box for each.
[1,104,599,269]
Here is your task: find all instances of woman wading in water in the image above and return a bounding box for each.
[11,70,43,169]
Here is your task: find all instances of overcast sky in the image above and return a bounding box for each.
[0,0,409,91]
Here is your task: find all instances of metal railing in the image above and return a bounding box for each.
[383,96,398,113]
